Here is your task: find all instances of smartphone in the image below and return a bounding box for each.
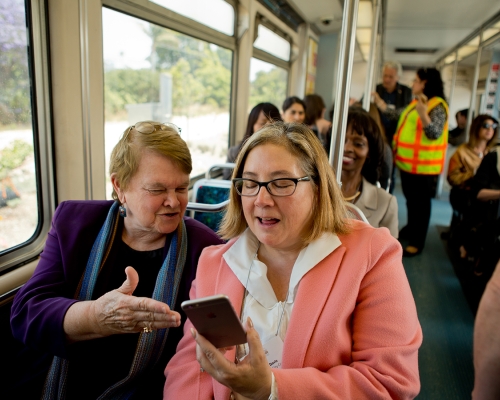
[181,294,247,348]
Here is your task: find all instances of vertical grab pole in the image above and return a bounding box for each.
[329,0,360,184]
[436,51,459,199]
[448,51,459,112]
[362,0,381,112]
[467,30,483,143]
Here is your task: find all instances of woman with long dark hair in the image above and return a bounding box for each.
[223,103,282,179]
[392,68,449,256]
[448,114,498,215]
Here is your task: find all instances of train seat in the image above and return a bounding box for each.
[190,164,234,232]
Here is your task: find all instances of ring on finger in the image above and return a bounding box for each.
[143,322,153,333]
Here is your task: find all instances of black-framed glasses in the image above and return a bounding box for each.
[482,122,498,130]
[124,121,181,141]
[232,176,311,197]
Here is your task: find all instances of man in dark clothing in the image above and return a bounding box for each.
[448,109,468,146]
[375,61,413,193]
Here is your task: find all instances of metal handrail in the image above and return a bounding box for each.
[345,202,369,223]
[330,0,360,182]
[186,199,230,213]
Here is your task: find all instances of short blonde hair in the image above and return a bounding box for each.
[218,122,349,243]
[109,121,192,200]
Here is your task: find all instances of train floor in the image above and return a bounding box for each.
[394,179,475,399]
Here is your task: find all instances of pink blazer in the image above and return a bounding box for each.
[164,220,422,399]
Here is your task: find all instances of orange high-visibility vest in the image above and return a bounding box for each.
[393,97,449,175]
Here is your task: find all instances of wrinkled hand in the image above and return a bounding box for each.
[90,266,181,336]
[193,317,272,400]
[372,92,387,111]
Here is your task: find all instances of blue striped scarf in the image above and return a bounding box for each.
[42,201,188,399]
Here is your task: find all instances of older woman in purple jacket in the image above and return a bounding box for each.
[10,122,222,399]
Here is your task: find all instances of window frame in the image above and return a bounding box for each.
[251,19,293,107]
[103,0,238,183]
[0,0,57,273]
[251,15,293,100]
[103,0,237,52]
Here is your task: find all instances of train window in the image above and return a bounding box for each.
[0,1,39,253]
[254,24,291,62]
[249,57,288,110]
[482,21,500,42]
[149,0,235,36]
[102,7,233,195]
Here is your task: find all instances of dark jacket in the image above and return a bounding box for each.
[376,82,413,143]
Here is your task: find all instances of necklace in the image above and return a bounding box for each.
[342,178,362,202]
[242,243,289,335]
[344,191,361,202]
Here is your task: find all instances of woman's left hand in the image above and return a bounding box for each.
[193,317,272,400]
[415,94,428,115]
[415,94,431,127]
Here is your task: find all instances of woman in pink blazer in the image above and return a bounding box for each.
[164,122,422,399]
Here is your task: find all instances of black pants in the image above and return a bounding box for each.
[400,170,438,249]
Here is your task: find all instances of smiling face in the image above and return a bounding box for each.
[342,124,369,175]
[112,150,190,241]
[241,143,316,253]
[282,103,306,124]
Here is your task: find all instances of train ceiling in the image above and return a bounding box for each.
[289,0,500,67]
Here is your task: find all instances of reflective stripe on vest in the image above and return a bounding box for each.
[393,97,449,175]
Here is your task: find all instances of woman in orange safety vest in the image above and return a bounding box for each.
[375,68,448,257]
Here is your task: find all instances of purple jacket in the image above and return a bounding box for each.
[11,200,223,359]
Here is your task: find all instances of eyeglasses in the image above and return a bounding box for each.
[232,177,311,197]
[123,121,181,141]
[482,122,498,130]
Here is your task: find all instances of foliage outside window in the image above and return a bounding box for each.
[102,8,233,198]
[0,0,39,252]
[249,57,288,112]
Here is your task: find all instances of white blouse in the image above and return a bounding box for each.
[223,229,342,348]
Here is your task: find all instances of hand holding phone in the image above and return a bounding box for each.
[181,295,247,348]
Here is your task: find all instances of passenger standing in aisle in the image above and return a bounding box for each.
[372,61,413,193]
[392,68,448,257]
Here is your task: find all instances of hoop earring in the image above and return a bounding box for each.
[119,205,127,218]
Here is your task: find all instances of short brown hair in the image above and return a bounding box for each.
[109,121,192,200]
[218,121,349,243]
